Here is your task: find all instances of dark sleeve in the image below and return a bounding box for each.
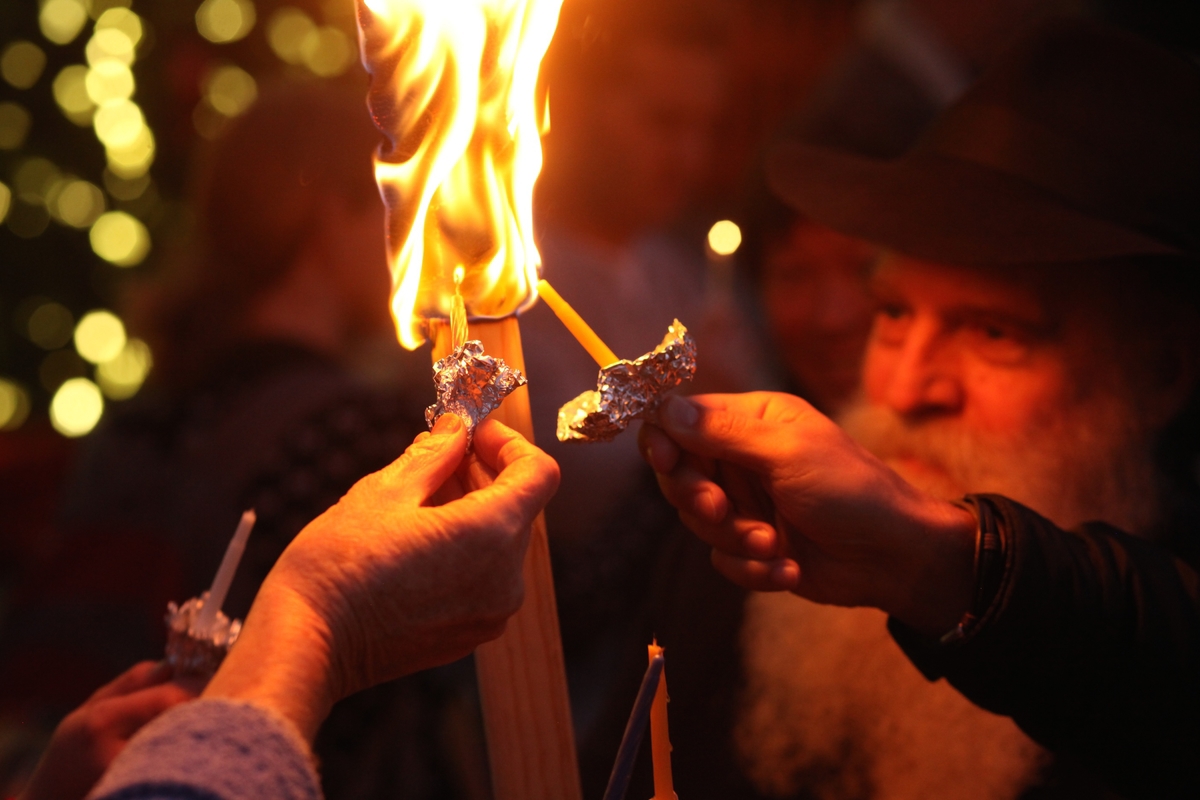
[888,495,1200,799]
[87,699,322,800]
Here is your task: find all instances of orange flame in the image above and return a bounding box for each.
[357,0,563,350]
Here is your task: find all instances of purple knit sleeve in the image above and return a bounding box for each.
[87,699,321,800]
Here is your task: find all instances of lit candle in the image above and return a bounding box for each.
[451,266,468,349]
[601,653,664,800]
[648,641,675,799]
[536,279,620,368]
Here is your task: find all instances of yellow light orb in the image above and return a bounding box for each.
[53,179,106,228]
[50,377,105,437]
[0,102,31,150]
[27,301,75,349]
[707,219,743,256]
[74,309,127,364]
[90,210,150,266]
[96,338,152,399]
[205,64,257,117]
[95,8,144,48]
[0,378,31,430]
[39,0,90,46]
[267,7,316,65]
[86,28,136,67]
[196,0,257,44]
[53,64,95,125]
[0,181,10,224]
[93,98,145,148]
[105,125,155,178]
[13,157,62,204]
[303,26,353,77]
[85,59,135,105]
[2,41,48,89]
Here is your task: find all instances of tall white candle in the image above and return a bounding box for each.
[193,509,256,634]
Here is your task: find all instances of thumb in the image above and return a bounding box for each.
[380,414,469,505]
[658,394,782,473]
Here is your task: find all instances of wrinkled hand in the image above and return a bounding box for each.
[20,661,200,800]
[204,414,560,740]
[639,392,976,633]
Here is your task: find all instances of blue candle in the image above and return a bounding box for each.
[602,653,665,800]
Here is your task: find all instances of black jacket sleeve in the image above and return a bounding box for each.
[888,495,1200,799]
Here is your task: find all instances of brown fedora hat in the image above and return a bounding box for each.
[766,18,1200,265]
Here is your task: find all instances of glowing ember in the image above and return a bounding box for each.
[357,0,563,350]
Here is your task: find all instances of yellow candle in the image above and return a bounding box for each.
[451,266,468,349]
[648,641,675,799]
[536,279,620,368]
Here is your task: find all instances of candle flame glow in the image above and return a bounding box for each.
[357,0,563,350]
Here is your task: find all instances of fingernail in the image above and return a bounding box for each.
[773,560,800,589]
[665,397,699,429]
[434,414,464,436]
[745,527,774,557]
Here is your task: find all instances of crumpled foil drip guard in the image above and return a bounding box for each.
[557,320,697,443]
[164,594,242,678]
[427,340,528,442]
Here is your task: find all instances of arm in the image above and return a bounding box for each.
[890,495,1200,799]
[641,392,1200,797]
[86,415,559,799]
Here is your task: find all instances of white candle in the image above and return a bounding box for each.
[194,509,256,634]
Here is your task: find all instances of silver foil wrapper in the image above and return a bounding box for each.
[164,593,242,678]
[426,340,527,442]
[557,320,697,443]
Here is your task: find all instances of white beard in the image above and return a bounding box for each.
[736,392,1164,799]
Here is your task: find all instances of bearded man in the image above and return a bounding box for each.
[641,19,1199,800]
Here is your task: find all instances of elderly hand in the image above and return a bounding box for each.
[639,392,977,634]
[20,661,201,800]
[203,414,560,740]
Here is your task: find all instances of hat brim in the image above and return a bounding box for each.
[766,141,1181,265]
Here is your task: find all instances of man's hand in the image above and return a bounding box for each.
[204,414,560,740]
[639,392,977,634]
[20,661,200,800]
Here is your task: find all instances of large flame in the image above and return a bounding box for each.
[357,0,562,350]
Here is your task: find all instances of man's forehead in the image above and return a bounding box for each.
[871,254,1056,320]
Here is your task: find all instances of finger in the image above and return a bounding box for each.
[710,550,800,592]
[654,457,728,525]
[718,461,775,524]
[88,661,171,702]
[377,413,468,505]
[639,423,681,474]
[658,392,814,473]
[97,682,197,741]
[679,510,780,560]
[454,420,560,527]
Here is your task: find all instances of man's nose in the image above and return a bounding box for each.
[882,319,963,416]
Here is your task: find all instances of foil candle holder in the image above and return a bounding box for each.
[164,594,242,678]
[427,341,528,443]
[557,321,697,443]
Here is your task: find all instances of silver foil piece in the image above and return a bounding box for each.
[557,320,697,443]
[427,340,527,443]
[164,593,242,678]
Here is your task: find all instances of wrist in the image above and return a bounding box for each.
[884,495,978,636]
[202,581,340,742]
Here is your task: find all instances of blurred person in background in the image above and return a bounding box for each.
[2,81,495,800]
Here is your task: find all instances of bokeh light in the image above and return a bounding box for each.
[93,98,145,148]
[39,0,90,46]
[196,0,257,44]
[51,179,106,227]
[53,64,96,125]
[95,8,144,46]
[85,59,135,105]
[2,41,48,89]
[0,181,10,224]
[707,220,743,256]
[96,338,152,399]
[304,27,354,77]
[89,210,150,266]
[0,378,32,431]
[0,102,32,150]
[86,28,136,66]
[105,125,155,178]
[103,169,150,201]
[74,309,127,364]
[26,301,75,349]
[13,157,62,205]
[267,8,316,64]
[50,377,104,437]
[205,64,257,117]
